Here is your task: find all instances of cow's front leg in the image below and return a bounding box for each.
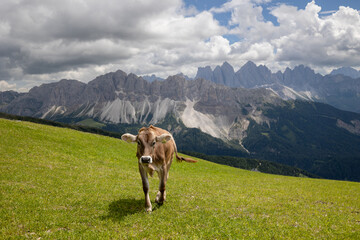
[155,168,167,204]
[139,165,152,212]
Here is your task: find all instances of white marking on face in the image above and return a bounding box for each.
[140,156,153,164]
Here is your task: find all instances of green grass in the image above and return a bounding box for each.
[1,118,359,239]
[76,118,106,128]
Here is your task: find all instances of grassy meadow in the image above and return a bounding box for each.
[0,118,359,239]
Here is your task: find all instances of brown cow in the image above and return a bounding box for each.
[121,125,196,212]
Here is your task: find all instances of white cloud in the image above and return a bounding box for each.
[0,0,360,92]
[236,42,274,61]
[269,2,360,71]
[221,0,360,73]
[0,0,230,89]
[0,80,16,91]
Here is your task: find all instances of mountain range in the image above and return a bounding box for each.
[331,67,360,79]
[1,65,360,181]
[196,61,360,113]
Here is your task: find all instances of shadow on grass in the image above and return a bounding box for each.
[101,198,144,222]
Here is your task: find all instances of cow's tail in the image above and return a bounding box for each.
[171,136,197,163]
[175,153,197,163]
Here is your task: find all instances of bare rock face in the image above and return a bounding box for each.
[0,70,282,142]
[0,91,24,106]
[197,62,236,87]
[235,61,272,88]
[2,80,86,117]
[337,119,360,135]
[195,61,360,114]
[196,66,213,84]
[331,67,360,79]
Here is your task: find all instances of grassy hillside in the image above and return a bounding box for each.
[0,112,318,178]
[76,118,106,128]
[1,119,359,239]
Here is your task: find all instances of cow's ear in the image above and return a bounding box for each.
[121,133,137,143]
[156,133,172,143]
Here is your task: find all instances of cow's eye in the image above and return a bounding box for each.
[152,141,156,147]
[137,140,142,145]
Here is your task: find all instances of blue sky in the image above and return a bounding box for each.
[0,0,360,91]
[185,0,360,22]
[186,0,360,12]
[185,0,360,43]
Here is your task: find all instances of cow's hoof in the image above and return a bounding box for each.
[155,197,164,205]
[156,200,164,205]
[155,191,165,204]
[145,207,152,212]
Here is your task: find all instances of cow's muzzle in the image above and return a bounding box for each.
[140,156,153,164]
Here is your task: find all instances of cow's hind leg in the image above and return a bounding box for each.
[139,165,152,212]
[155,169,167,204]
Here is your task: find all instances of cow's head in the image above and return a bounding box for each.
[121,126,172,164]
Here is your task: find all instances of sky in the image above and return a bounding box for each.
[0,0,360,92]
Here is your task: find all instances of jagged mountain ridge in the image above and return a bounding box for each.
[331,67,360,79]
[196,61,360,113]
[0,91,25,107]
[0,70,282,142]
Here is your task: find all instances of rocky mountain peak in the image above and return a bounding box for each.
[331,67,360,79]
[196,62,236,87]
[221,61,235,86]
[195,65,213,81]
[0,91,24,106]
[292,65,315,74]
[221,61,234,71]
[282,64,321,89]
[241,60,257,69]
[235,61,272,88]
